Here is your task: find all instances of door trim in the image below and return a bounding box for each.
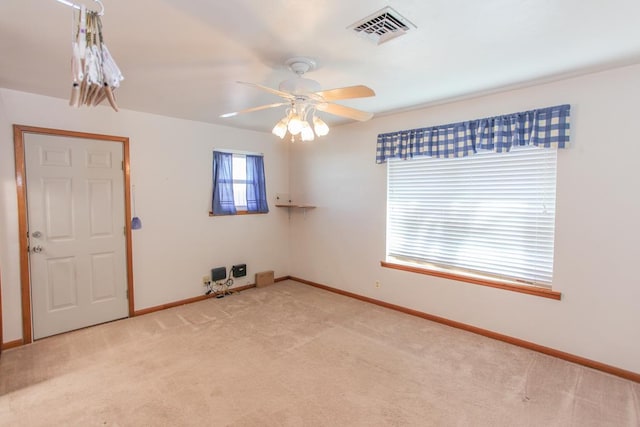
[13,124,135,343]
[0,266,3,355]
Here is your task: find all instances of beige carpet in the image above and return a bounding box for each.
[1,280,638,426]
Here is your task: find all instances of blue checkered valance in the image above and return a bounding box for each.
[376,104,570,164]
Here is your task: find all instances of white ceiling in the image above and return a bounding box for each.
[1,0,640,133]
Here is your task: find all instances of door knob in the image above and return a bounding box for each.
[32,231,42,238]
[32,245,43,253]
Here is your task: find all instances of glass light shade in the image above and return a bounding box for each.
[300,121,315,141]
[287,116,304,135]
[272,117,288,139]
[313,116,330,136]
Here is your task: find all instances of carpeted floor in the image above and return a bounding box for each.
[1,280,638,426]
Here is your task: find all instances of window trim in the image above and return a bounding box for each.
[381,260,561,300]
[208,210,267,217]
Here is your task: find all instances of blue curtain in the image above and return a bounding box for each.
[212,151,237,215]
[376,104,570,163]
[246,155,269,213]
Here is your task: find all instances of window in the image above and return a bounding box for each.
[386,146,557,287]
[212,151,269,215]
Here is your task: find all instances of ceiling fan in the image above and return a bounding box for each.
[220,57,376,141]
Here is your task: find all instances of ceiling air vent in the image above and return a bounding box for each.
[348,6,416,45]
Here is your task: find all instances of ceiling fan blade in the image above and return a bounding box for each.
[314,85,375,101]
[220,102,287,118]
[317,103,374,121]
[237,81,295,100]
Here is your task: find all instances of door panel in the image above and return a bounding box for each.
[41,146,71,167]
[46,257,78,310]
[90,253,117,302]
[25,133,128,339]
[88,179,114,237]
[86,150,113,168]
[44,178,74,240]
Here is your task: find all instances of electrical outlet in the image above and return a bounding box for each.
[375,281,381,288]
[202,275,210,285]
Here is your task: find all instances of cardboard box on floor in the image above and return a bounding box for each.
[256,271,275,287]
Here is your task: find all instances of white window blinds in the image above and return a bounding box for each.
[386,146,557,286]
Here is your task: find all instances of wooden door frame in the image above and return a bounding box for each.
[13,125,135,344]
[0,266,3,354]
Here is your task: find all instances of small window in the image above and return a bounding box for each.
[386,146,557,287]
[211,151,269,216]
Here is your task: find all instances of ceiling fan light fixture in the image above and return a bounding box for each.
[301,122,315,141]
[225,57,374,141]
[272,117,288,139]
[287,115,304,135]
[313,116,330,136]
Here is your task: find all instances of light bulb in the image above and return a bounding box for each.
[272,117,288,139]
[313,116,329,136]
[287,116,303,135]
[301,121,315,141]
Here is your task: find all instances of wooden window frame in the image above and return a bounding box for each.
[381,261,561,300]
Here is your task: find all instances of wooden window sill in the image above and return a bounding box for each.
[380,261,562,300]
[208,210,267,216]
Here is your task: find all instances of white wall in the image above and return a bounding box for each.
[0,88,291,343]
[288,64,640,373]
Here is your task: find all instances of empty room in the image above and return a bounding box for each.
[1,1,639,425]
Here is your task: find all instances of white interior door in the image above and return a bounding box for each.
[25,133,129,339]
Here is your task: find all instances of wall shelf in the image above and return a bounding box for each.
[275,204,316,218]
[275,204,316,209]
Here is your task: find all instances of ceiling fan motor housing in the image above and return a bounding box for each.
[279,57,322,95]
[286,57,316,74]
[279,78,322,95]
